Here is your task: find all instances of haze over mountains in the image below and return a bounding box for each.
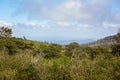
[46,39,95,44]
[49,34,117,46]
[85,35,116,46]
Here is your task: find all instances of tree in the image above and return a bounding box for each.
[111,44,120,56]
[42,43,62,58]
[0,26,12,38]
[114,29,120,43]
[112,29,120,56]
[65,42,80,58]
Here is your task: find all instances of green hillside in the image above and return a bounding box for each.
[0,27,120,80]
[85,35,116,47]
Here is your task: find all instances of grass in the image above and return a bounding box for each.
[0,53,119,80]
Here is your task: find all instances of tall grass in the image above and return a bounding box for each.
[0,53,119,80]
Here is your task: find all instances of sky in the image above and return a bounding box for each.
[0,0,120,42]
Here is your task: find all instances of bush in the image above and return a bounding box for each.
[0,51,120,80]
[42,43,62,59]
[0,38,35,55]
[5,39,18,55]
[0,26,12,38]
[65,42,80,58]
[16,65,39,80]
[86,46,110,59]
[14,39,34,50]
[0,54,32,80]
[48,65,72,80]
[111,44,120,56]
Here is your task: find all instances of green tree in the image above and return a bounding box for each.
[112,30,120,56]
[111,44,120,56]
[114,29,120,43]
[5,40,18,55]
[0,26,12,38]
[43,43,62,58]
[89,46,110,59]
[65,42,80,58]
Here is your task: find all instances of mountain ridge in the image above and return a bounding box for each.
[84,35,116,47]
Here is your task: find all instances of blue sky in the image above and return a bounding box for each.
[0,0,120,41]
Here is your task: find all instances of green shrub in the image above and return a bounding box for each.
[16,65,39,80]
[42,43,62,59]
[5,40,18,55]
[86,46,110,59]
[14,39,34,50]
[48,65,72,80]
[65,42,80,58]
[0,54,32,80]
[111,44,120,56]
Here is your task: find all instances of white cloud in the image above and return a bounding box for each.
[0,20,13,27]
[56,0,91,21]
[56,21,71,27]
[77,23,94,28]
[1,0,120,40]
[8,0,118,25]
[102,22,120,28]
[18,0,93,21]
[26,22,37,26]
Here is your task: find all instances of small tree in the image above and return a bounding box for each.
[0,26,12,38]
[114,29,120,43]
[43,43,62,58]
[65,42,80,58]
[111,29,120,56]
[111,44,120,56]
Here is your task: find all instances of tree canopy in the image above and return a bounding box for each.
[0,26,12,38]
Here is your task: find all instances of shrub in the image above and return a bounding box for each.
[42,43,62,59]
[86,46,110,59]
[5,39,18,55]
[16,65,39,80]
[65,42,80,58]
[111,44,120,56]
[0,26,12,38]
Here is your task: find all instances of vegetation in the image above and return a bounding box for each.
[0,27,120,80]
[114,31,120,43]
[85,36,116,47]
[111,31,120,56]
[0,26,12,38]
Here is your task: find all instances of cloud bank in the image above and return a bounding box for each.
[0,0,120,41]
[13,0,119,23]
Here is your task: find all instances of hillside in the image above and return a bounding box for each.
[84,35,116,47]
[1,0,120,79]
[0,26,120,80]
[0,36,120,80]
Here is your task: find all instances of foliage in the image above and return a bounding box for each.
[42,43,62,58]
[0,26,12,38]
[0,53,119,80]
[5,40,18,55]
[111,44,120,56]
[112,32,120,56]
[0,38,62,58]
[16,65,39,80]
[65,42,80,58]
[65,43,110,59]
[0,32,120,79]
[114,32,120,43]
[0,38,34,55]
[88,46,110,59]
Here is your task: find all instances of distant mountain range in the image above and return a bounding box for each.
[45,34,117,46]
[48,39,95,45]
